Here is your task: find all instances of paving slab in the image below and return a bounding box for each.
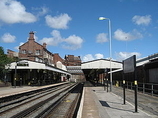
[92,87,157,118]
[0,82,68,98]
[78,86,157,118]
[81,87,101,118]
[0,86,38,98]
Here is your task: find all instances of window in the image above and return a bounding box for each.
[35,57,39,62]
[28,51,32,54]
[21,50,26,54]
[36,50,40,55]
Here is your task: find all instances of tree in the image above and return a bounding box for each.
[0,46,13,81]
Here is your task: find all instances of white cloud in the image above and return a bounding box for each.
[114,29,143,41]
[95,53,104,59]
[1,33,16,43]
[116,52,141,61]
[39,30,63,46]
[96,33,108,43]
[33,6,48,17]
[51,30,62,39]
[34,34,38,41]
[39,30,83,50]
[63,35,83,50]
[0,0,37,24]
[132,15,151,26]
[45,14,72,29]
[82,54,94,62]
[40,37,55,46]
[14,42,24,50]
[19,42,24,46]
[37,7,48,16]
[82,53,104,62]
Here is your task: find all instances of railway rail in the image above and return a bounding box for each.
[43,83,83,118]
[0,82,83,118]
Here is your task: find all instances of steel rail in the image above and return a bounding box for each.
[44,83,83,118]
[10,83,78,118]
[0,84,69,116]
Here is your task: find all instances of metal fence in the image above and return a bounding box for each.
[113,80,158,96]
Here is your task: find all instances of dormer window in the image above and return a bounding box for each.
[36,50,40,55]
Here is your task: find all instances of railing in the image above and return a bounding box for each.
[113,80,158,96]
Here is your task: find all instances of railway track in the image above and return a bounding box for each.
[45,83,83,118]
[0,82,83,118]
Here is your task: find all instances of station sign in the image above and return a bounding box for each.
[123,55,136,73]
[17,62,29,66]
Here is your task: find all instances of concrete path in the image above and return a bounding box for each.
[78,86,157,118]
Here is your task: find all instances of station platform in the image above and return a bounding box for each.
[77,85,157,118]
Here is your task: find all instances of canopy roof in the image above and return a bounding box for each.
[81,59,122,70]
[7,60,71,75]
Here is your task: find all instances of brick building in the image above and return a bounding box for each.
[64,55,85,82]
[6,31,85,84]
[6,32,70,86]
[64,55,81,66]
[7,32,81,68]
[19,31,54,66]
[53,53,64,67]
[7,49,18,58]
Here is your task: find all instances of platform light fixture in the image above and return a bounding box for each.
[99,16,112,92]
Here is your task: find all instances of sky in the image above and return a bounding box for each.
[0,0,158,62]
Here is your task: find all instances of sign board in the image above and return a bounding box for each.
[17,62,29,66]
[122,55,138,112]
[123,55,136,73]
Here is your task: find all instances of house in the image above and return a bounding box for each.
[19,31,54,66]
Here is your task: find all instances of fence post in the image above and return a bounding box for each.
[131,82,132,90]
[143,83,145,94]
[151,84,153,96]
[123,80,126,104]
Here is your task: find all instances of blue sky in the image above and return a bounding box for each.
[0,0,158,62]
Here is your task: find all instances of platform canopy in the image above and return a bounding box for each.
[81,59,122,70]
[7,60,71,75]
[81,59,122,79]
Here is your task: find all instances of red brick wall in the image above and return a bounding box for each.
[64,55,81,66]
[7,49,15,58]
[53,53,64,66]
[18,32,53,64]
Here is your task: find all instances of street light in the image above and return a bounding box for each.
[99,16,112,92]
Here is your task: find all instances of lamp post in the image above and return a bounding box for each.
[99,17,112,92]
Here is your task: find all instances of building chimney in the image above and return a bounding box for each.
[43,43,47,48]
[28,31,35,40]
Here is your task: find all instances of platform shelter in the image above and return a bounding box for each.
[81,59,122,84]
[6,60,71,86]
